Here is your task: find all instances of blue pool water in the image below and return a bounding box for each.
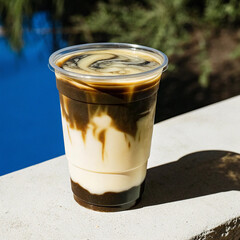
[0,13,67,175]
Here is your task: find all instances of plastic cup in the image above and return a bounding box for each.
[49,43,168,211]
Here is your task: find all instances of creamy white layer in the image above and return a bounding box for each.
[69,162,147,195]
[60,105,155,194]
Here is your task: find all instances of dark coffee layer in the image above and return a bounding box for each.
[56,73,160,103]
[56,68,159,137]
[59,92,157,139]
[73,194,140,212]
[71,179,145,211]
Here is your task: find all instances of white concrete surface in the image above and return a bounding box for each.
[1,96,240,240]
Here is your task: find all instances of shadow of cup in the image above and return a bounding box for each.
[134,150,240,209]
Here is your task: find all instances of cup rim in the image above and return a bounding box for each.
[49,42,168,82]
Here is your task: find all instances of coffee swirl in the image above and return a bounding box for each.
[59,49,160,76]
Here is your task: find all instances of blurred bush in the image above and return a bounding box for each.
[1,0,240,87]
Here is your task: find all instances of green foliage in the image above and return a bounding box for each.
[194,32,212,88]
[0,0,65,50]
[198,52,212,88]
[204,0,240,26]
[230,45,240,59]
[0,0,31,50]
[87,0,190,57]
[75,0,240,87]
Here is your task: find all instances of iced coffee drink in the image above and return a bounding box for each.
[49,43,168,211]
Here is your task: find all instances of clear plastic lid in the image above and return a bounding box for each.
[49,43,168,84]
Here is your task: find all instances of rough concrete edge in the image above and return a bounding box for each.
[191,217,240,240]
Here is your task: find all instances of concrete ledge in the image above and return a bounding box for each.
[1,96,240,239]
